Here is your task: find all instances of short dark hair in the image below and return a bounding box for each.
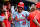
[0,2,5,15]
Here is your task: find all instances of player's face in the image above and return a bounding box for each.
[18,7,22,12]
[7,4,11,9]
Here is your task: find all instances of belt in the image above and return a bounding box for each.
[19,19,26,21]
[15,19,26,22]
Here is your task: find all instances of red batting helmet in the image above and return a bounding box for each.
[17,2,24,9]
[36,2,40,8]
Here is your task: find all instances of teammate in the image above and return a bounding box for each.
[28,4,37,27]
[29,4,36,13]
[12,2,30,27]
[3,2,11,27]
[0,5,8,27]
[33,2,40,27]
[27,2,40,27]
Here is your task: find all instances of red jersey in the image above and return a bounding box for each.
[3,9,11,27]
[27,10,39,27]
[34,11,40,27]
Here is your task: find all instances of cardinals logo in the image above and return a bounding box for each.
[22,14,26,25]
[22,21,26,25]
[22,14,26,18]
[15,16,19,22]
[15,16,17,19]
[20,3,22,5]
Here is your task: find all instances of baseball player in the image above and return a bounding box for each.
[3,2,11,27]
[27,2,40,27]
[12,2,30,27]
[0,5,8,27]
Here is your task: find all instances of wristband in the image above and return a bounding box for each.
[4,11,7,12]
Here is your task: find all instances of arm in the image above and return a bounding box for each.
[33,18,40,27]
[2,5,8,19]
[25,11,30,20]
[1,22,6,27]
[9,12,15,24]
[9,14,13,22]
[4,10,8,19]
[33,15,40,27]
[27,15,30,21]
[25,11,30,17]
[11,13,15,24]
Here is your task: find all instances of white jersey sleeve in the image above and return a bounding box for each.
[12,11,17,19]
[25,11,30,17]
[0,16,5,21]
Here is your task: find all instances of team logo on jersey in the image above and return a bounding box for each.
[20,3,22,5]
[22,21,26,25]
[22,14,26,18]
[15,16,17,19]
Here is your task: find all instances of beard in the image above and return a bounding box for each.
[18,10,22,13]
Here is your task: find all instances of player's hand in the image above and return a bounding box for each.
[2,5,7,11]
[12,22,14,24]
[38,24,40,27]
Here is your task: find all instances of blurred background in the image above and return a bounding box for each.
[0,0,40,11]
